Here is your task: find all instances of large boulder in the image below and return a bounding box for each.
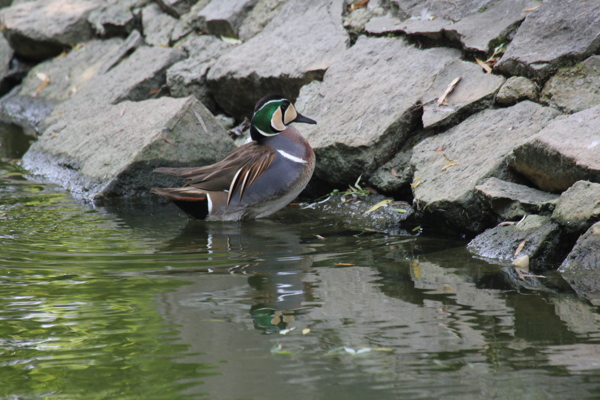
[0,0,99,61]
[88,3,136,38]
[509,105,600,193]
[541,56,600,114]
[21,96,235,200]
[495,76,539,106]
[559,222,600,298]
[197,0,259,38]
[495,0,600,80]
[207,0,349,118]
[296,36,460,185]
[552,181,600,235]
[410,101,560,233]
[141,3,178,47]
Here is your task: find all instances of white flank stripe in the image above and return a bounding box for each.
[278,150,306,164]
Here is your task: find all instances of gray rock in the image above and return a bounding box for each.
[0,35,15,94]
[366,0,537,53]
[495,0,600,80]
[21,96,236,201]
[422,59,505,128]
[197,0,259,38]
[207,0,349,118]
[297,37,459,185]
[495,76,538,106]
[166,34,234,111]
[142,3,178,47]
[467,215,562,266]
[170,0,211,43]
[410,101,560,233]
[552,181,600,235]
[156,0,197,17]
[0,0,98,61]
[475,177,559,220]
[510,105,600,192]
[559,222,600,298]
[88,3,135,38]
[541,56,600,114]
[238,0,287,42]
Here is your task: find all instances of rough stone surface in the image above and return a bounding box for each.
[366,0,537,53]
[237,0,287,42]
[410,101,560,233]
[541,56,600,114]
[207,0,349,118]
[170,0,211,43]
[88,3,135,38]
[166,34,234,111]
[0,35,15,95]
[142,3,178,47]
[496,76,539,106]
[297,37,459,185]
[197,0,259,38]
[0,0,99,61]
[510,105,600,193]
[496,0,600,80]
[559,222,600,298]
[475,177,559,221]
[422,59,505,128]
[552,181,600,235]
[21,96,236,200]
[467,215,563,266]
[156,0,197,17]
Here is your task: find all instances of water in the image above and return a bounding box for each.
[2,125,600,399]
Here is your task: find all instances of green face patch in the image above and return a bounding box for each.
[252,99,287,136]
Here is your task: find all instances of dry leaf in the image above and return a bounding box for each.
[364,199,392,215]
[434,146,445,151]
[410,178,421,188]
[336,263,355,266]
[523,5,540,12]
[514,239,526,256]
[162,137,177,147]
[475,58,493,74]
[437,76,462,106]
[391,169,402,178]
[33,72,50,97]
[441,160,457,171]
[349,0,369,11]
[512,254,529,271]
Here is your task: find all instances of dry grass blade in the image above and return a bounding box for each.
[364,199,392,215]
[34,72,50,97]
[437,76,462,106]
[514,239,526,256]
[475,58,492,74]
[441,160,457,171]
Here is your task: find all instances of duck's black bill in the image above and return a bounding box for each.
[294,113,317,125]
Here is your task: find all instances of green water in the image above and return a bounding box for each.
[2,126,600,399]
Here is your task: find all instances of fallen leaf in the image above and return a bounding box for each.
[410,178,421,188]
[475,57,493,74]
[364,199,392,214]
[498,221,515,226]
[33,72,50,97]
[441,160,457,171]
[512,254,530,271]
[162,137,177,147]
[514,239,526,256]
[391,169,402,177]
[523,5,540,12]
[437,76,462,106]
[349,0,369,11]
[434,146,445,151]
[149,88,161,96]
[335,263,355,266]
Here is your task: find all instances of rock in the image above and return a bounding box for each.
[366,0,537,53]
[21,96,236,201]
[0,35,15,96]
[495,76,539,106]
[541,56,600,114]
[237,0,287,42]
[207,0,349,118]
[170,0,211,43]
[475,177,559,221]
[141,3,178,47]
[88,3,136,38]
[495,0,600,80]
[410,101,560,233]
[510,105,600,192]
[197,0,259,38]
[297,36,459,185]
[166,34,234,111]
[559,222,600,298]
[467,215,563,267]
[552,181,600,235]
[0,0,99,61]
[156,0,197,17]
[422,59,505,128]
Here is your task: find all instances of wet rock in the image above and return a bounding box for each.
[366,0,537,53]
[559,222,600,298]
[207,0,349,118]
[170,0,211,43]
[540,56,600,114]
[495,0,600,80]
[302,194,413,233]
[422,59,505,128]
[156,0,197,17]
[0,35,15,95]
[510,105,600,192]
[0,90,56,136]
[475,177,559,221]
[410,101,560,233]
[21,96,236,200]
[552,181,600,235]
[88,3,136,38]
[238,0,287,42]
[166,34,234,111]
[297,36,459,185]
[142,3,178,47]
[0,0,99,61]
[495,76,539,106]
[467,215,563,267]
[197,0,259,38]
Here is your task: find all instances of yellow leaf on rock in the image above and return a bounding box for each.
[441,160,457,171]
[364,199,392,214]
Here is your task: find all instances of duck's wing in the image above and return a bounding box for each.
[154,142,276,205]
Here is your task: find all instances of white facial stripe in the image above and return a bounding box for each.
[256,126,277,136]
[278,149,307,164]
[284,104,297,125]
[258,98,286,111]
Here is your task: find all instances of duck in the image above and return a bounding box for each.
[152,94,316,221]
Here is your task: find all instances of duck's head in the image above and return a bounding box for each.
[250,94,316,141]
